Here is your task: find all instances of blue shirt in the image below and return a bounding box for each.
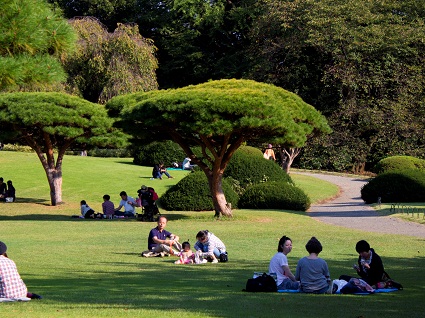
[148,227,172,250]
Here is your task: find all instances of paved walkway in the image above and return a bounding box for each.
[297,173,425,238]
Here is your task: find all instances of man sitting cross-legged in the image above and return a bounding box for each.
[142,216,182,257]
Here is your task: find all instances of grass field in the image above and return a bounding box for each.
[0,151,424,318]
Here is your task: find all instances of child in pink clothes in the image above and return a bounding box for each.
[174,242,195,264]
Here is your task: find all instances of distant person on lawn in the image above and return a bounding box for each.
[0,241,42,300]
[263,144,276,161]
[102,194,115,219]
[0,177,6,202]
[142,216,182,257]
[6,180,16,202]
[114,191,138,218]
[80,200,103,219]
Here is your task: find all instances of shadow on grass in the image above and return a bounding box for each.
[0,213,194,222]
[12,197,50,205]
[23,256,425,317]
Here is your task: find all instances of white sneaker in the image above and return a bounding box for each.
[212,259,219,263]
[201,259,208,264]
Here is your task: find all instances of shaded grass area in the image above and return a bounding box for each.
[1,151,424,318]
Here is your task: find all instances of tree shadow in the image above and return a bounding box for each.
[22,255,425,317]
[10,197,50,206]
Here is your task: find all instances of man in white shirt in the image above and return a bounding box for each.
[114,191,138,217]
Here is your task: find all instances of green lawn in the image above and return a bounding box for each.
[0,151,424,318]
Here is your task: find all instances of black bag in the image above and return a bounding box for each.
[245,273,277,292]
[219,252,228,262]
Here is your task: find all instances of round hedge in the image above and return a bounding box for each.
[238,181,311,211]
[373,156,425,175]
[159,171,239,211]
[224,146,292,187]
[361,169,425,204]
[133,140,186,166]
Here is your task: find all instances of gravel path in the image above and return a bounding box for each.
[297,172,425,238]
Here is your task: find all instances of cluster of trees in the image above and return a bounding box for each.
[49,0,425,172]
[1,0,424,214]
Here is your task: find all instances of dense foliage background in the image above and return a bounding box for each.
[9,0,425,174]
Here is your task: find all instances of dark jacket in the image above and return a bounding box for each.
[357,248,385,286]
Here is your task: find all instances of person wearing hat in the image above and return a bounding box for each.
[114,191,138,217]
[0,241,42,299]
[263,144,276,161]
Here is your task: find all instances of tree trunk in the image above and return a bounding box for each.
[279,147,301,174]
[45,167,63,206]
[208,171,232,218]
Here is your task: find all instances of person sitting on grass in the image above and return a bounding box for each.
[5,180,15,202]
[0,177,6,202]
[152,162,173,179]
[174,241,195,264]
[114,191,138,218]
[80,200,103,219]
[269,235,300,290]
[142,216,182,257]
[0,241,42,300]
[102,194,115,219]
[339,240,388,288]
[194,230,226,263]
[295,237,330,294]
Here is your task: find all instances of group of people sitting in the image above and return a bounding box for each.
[79,185,159,221]
[141,216,228,264]
[269,235,396,294]
[0,177,15,202]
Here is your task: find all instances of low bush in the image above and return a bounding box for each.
[361,169,425,204]
[2,144,33,152]
[134,140,186,166]
[224,146,292,188]
[159,171,239,211]
[65,148,131,157]
[238,181,311,211]
[373,156,425,175]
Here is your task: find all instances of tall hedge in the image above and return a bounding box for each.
[373,156,425,175]
[239,181,311,211]
[224,146,292,188]
[361,170,425,203]
[159,171,239,211]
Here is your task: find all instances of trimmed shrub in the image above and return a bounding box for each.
[373,156,425,175]
[134,141,186,166]
[361,169,425,204]
[238,181,311,211]
[224,146,292,188]
[159,171,239,211]
[2,144,33,152]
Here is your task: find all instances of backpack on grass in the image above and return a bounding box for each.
[244,273,277,292]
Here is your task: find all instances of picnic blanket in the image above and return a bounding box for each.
[278,288,399,294]
[0,297,31,302]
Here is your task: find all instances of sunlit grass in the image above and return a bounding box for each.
[0,151,424,318]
